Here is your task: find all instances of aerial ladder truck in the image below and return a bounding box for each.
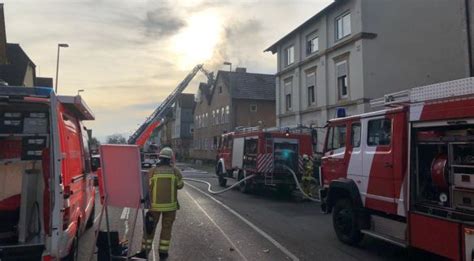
[128,64,214,166]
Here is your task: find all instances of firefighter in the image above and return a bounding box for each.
[136,147,184,259]
[301,154,316,197]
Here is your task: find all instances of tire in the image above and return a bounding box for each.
[86,203,95,229]
[332,198,363,245]
[62,232,79,261]
[238,171,250,193]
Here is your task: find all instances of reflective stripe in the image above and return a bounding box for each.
[160,240,170,246]
[159,245,169,251]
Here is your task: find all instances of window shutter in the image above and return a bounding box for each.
[306,72,316,87]
[336,61,347,78]
[284,79,292,95]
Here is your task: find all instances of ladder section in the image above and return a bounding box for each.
[370,77,474,108]
[128,64,214,145]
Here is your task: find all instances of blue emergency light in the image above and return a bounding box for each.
[336,107,346,118]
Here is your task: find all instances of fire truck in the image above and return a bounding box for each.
[216,126,314,193]
[320,77,474,260]
[0,87,96,260]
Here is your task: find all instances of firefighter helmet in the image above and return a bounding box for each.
[302,154,309,161]
[159,147,173,159]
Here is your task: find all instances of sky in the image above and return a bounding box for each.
[3,0,332,141]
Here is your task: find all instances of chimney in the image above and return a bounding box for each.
[235,67,247,73]
[0,4,7,64]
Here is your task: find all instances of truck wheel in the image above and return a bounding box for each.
[332,198,363,245]
[238,171,250,193]
[86,203,95,229]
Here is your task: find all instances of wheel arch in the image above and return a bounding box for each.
[326,179,363,213]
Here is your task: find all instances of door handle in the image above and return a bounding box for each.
[384,162,393,168]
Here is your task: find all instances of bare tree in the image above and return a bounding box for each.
[106,134,127,144]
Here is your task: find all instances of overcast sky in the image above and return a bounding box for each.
[3,0,331,141]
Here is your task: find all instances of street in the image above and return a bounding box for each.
[77,164,439,261]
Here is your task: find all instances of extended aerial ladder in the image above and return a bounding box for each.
[128,64,214,147]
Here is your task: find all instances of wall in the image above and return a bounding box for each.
[191,76,232,161]
[361,0,470,101]
[233,99,276,128]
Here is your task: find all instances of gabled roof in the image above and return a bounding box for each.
[0,43,36,86]
[264,0,344,54]
[216,70,275,101]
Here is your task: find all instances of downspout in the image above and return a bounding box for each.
[465,0,473,77]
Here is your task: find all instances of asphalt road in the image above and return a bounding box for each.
[78,163,442,261]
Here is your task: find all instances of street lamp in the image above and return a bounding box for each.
[77,89,84,96]
[55,43,69,93]
[223,61,232,72]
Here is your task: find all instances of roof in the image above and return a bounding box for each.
[264,0,344,53]
[0,43,36,86]
[216,70,275,101]
[198,82,212,104]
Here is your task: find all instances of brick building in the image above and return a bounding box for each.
[191,68,276,161]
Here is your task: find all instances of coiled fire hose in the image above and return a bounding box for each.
[183,174,256,194]
[183,165,320,202]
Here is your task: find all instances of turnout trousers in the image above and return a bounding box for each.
[142,210,177,254]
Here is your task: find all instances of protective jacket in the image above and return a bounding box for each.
[149,165,184,212]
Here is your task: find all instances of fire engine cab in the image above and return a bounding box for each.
[0,87,96,260]
[216,126,314,194]
[320,77,474,260]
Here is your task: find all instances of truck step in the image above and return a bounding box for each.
[361,229,408,248]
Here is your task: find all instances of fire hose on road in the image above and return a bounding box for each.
[183,165,321,202]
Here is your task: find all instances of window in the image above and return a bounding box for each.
[218,86,222,94]
[250,104,257,112]
[367,119,392,146]
[221,107,225,124]
[306,71,316,106]
[336,12,351,40]
[351,123,361,147]
[216,109,220,125]
[327,125,346,151]
[336,60,349,99]
[307,36,319,55]
[284,78,292,111]
[308,86,315,106]
[225,106,230,123]
[286,94,292,111]
[285,45,295,66]
[212,110,215,125]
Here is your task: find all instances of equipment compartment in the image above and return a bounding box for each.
[412,124,474,220]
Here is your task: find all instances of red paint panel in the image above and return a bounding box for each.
[420,98,474,122]
[409,213,460,260]
[365,198,397,214]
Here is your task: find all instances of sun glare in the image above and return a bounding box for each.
[172,11,222,69]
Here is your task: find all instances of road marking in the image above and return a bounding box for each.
[152,242,157,261]
[185,182,300,261]
[184,190,249,261]
[120,207,130,220]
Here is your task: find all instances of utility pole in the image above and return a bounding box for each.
[55,43,69,93]
[465,0,473,77]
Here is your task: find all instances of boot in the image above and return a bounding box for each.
[159,252,169,259]
[133,249,148,259]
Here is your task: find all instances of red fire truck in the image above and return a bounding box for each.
[320,77,474,260]
[0,87,96,260]
[216,126,314,193]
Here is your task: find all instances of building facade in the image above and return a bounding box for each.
[265,0,473,149]
[171,93,195,160]
[191,68,276,161]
